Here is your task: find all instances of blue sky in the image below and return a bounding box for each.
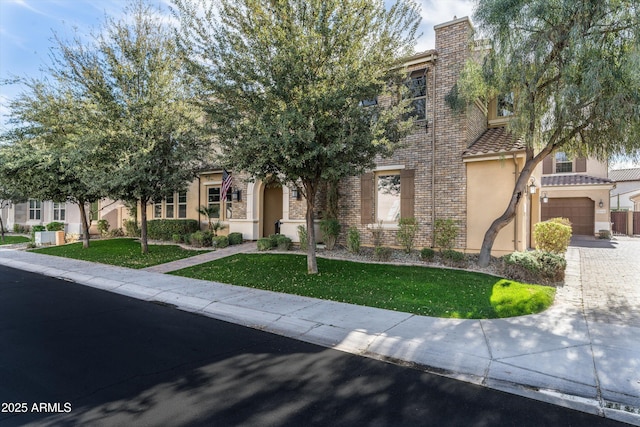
[0,0,476,127]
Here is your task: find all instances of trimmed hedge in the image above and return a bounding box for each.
[147,219,199,241]
[228,232,243,245]
[213,235,229,249]
[534,218,572,254]
[503,251,567,284]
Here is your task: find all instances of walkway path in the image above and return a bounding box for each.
[141,242,256,273]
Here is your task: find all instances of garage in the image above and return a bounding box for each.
[541,197,594,235]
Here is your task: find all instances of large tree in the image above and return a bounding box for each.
[173,0,420,273]
[51,0,207,253]
[0,80,105,248]
[463,0,640,266]
[0,181,25,243]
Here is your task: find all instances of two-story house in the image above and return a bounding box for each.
[133,16,612,250]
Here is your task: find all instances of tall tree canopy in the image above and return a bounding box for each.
[0,79,104,248]
[465,0,640,265]
[174,0,421,273]
[51,0,207,253]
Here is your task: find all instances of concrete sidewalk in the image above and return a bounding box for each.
[1,245,638,425]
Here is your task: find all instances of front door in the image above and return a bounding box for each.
[263,183,283,237]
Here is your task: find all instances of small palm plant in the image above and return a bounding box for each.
[197,205,227,235]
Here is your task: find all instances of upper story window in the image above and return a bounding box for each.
[555,152,572,173]
[404,69,427,121]
[496,92,514,117]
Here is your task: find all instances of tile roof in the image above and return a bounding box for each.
[609,168,640,182]
[542,174,613,187]
[463,127,526,158]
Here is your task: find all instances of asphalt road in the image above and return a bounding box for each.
[0,265,627,427]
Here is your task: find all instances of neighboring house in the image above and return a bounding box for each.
[540,155,614,236]
[5,199,123,235]
[5,200,84,233]
[609,168,640,211]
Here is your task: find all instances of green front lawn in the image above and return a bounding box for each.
[33,238,208,269]
[0,235,31,245]
[171,253,555,319]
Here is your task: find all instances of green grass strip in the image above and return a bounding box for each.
[33,238,208,269]
[0,236,31,245]
[172,253,555,319]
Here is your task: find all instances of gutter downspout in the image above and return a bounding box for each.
[198,175,202,227]
[513,153,518,251]
[432,63,437,248]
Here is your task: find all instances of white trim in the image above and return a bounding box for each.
[543,184,614,191]
[202,180,222,186]
[433,16,472,30]
[365,223,399,231]
[463,153,525,163]
[373,165,406,172]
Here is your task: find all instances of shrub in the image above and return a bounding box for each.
[346,227,361,254]
[268,234,279,248]
[503,251,567,284]
[190,231,212,247]
[65,233,80,243]
[228,232,243,245]
[534,220,572,254]
[147,219,199,241]
[298,225,308,251]
[370,220,384,247]
[420,247,435,261]
[172,233,183,243]
[31,225,46,232]
[211,220,227,236]
[124,220,141,237]
[257,237,273,251]
[107,228,124,238]
[397,217,419,253]
[320,218,341,250]
[598,229,611,240]
[13,224,26,234]
[434,219,458,251]
[96,219,109,235]
[549,217,572,228]
[442,249,465,264]
[213,235,229,249]
[276,235,292,250]
[374,246,392,262]
[46,222,65,232]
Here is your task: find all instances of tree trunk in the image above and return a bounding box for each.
[478,150,551,266]
[140,199,149,254]
[304,181,318,274]
[78,201,91,249]
[0,215,5,243]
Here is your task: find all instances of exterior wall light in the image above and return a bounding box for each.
[291,187,301,200]
[599,199,604,208]
[528,177,537,194]
[232,189,241,202]
[541,192,549,203]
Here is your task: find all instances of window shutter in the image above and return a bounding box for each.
[361,173,374,225]
[576,157,587,173]
[400,169,415,218]
[543,155,553,174]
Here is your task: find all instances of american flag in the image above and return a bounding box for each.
[221,169,232,202]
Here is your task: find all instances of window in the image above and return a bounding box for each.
[28,199,41,220]
[178,192,187,218]
[405,69,427,120]
[376,173,401,222]
[555,152,572,173]
[165,194,174,219]
[53,202,66,221]
[496,92,514,117]
[207,187,221,219]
